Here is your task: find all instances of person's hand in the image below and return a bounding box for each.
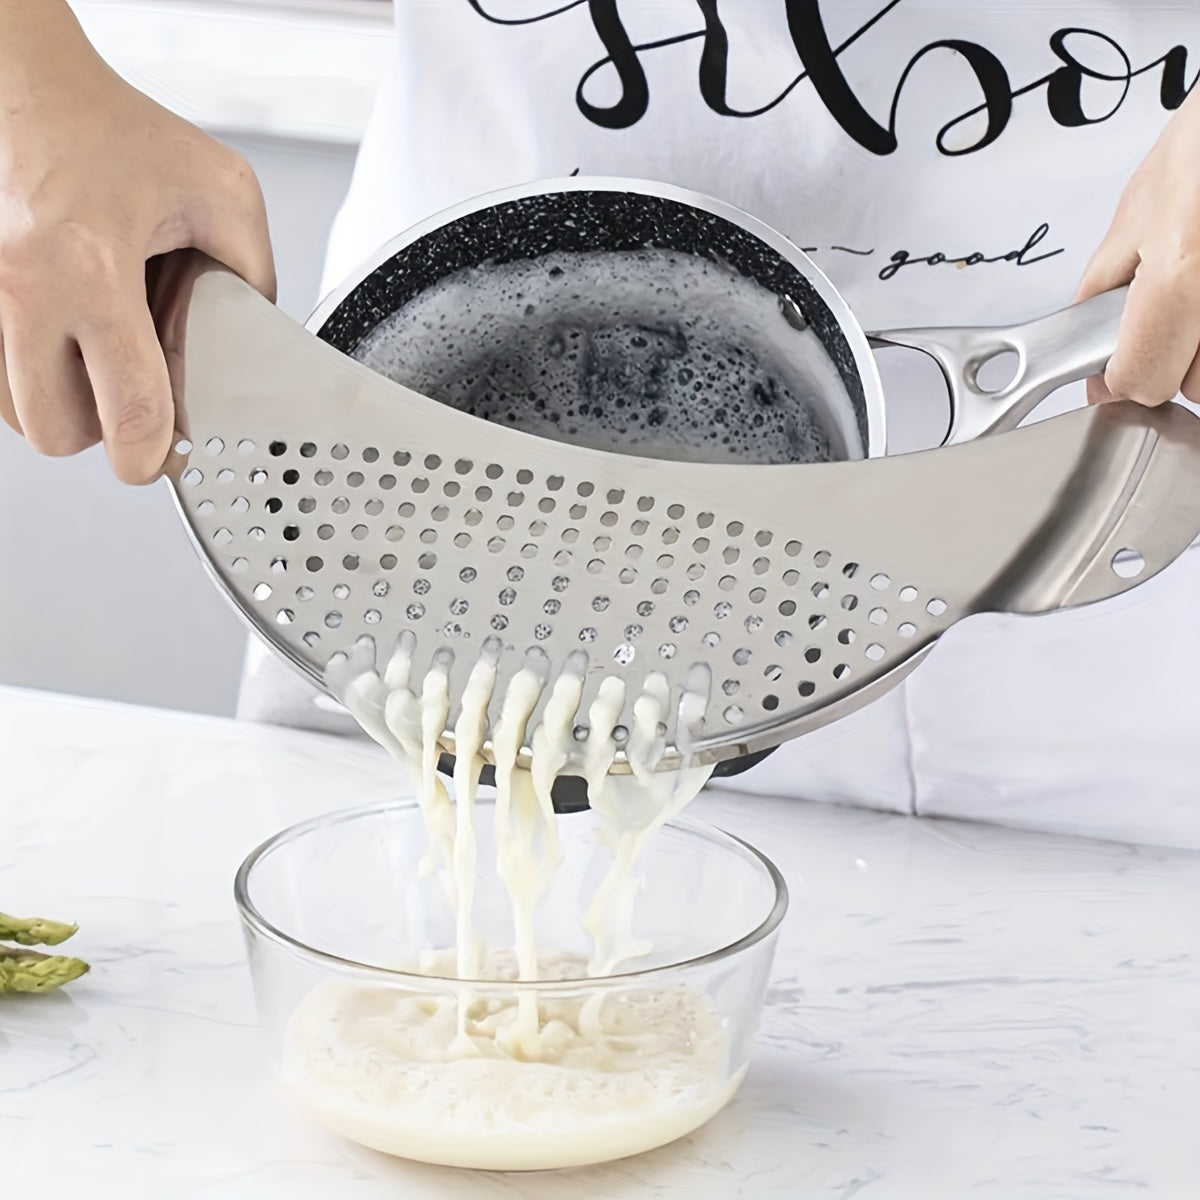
[1075,88,1200,408]
[0,0,275,483]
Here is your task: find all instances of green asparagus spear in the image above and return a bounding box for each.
[0,946,89,994]
[0,911,79,947]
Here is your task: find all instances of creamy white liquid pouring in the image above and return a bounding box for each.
[328,634,714,990]
[288,637,730,1169]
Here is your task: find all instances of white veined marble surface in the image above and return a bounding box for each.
[2,685,1198,1199]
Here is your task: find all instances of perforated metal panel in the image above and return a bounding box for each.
[176,428,944,738]
[165,262,1200,770]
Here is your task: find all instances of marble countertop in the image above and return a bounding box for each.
[3,685,1198,1199]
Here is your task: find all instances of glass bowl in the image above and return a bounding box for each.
[235,799,787,1172]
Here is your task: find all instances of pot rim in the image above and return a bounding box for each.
[305,174,887,460]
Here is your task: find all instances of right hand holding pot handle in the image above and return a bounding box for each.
[1075,84,1200,410]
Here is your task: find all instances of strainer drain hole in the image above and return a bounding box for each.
[1111,547,1145,578]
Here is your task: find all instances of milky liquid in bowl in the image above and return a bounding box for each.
[282,952,744,1171]
[237,802,787,1171]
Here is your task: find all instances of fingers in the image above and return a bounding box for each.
[1,315,102,456]
[1073,233,1139,305]
[1085,373,1114,406]
[76,288,175,484]
[1101,260,1200,406]
[2,255,172,482]
[1073,213,1138,404]
[1075,198,1200,406]
[0,139,272,483]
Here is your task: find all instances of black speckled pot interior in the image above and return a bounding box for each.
[314,188,870,460]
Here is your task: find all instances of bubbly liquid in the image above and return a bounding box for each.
[354,248,853,464]
[284,951,742,1171]
[290,642,730,1168]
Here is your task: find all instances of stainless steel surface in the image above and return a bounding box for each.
[871,286,1129,447]
[162,257,1200,772]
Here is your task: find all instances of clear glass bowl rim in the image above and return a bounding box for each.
[234,799,789,992]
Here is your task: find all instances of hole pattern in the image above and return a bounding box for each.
[178,438,949,734]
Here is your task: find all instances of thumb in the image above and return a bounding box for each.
[1073,231,1138,306]
[1073,222,1140,404]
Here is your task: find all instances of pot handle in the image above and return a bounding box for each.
[867,285,1128,447]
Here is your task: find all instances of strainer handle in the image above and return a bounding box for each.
[868,285,1129,447]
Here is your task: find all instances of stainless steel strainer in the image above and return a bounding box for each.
[160,254,1200,776]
